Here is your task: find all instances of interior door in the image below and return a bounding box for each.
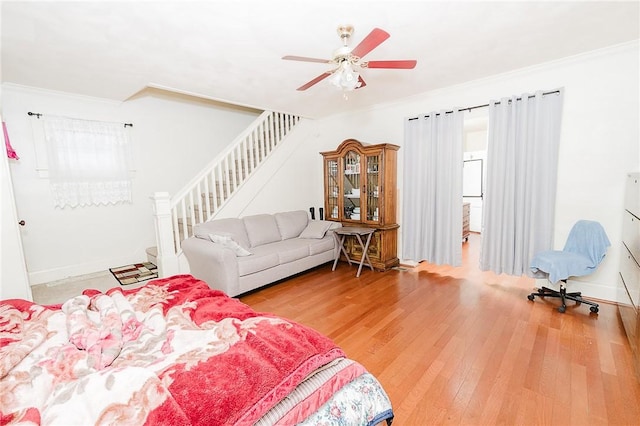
[1,116,32,300]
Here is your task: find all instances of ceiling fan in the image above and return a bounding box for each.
[282,25,417,92]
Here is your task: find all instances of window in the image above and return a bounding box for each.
[43,116,132,208]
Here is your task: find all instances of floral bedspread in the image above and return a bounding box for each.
[0,275,349,425]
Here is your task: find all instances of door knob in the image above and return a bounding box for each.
[18,220,25,226]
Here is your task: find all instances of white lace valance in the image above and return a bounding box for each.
[43,116,133,208]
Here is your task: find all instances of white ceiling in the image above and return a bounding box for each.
[2,1,638,119]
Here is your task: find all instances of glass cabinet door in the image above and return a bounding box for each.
[366,154,380,222]
[343,150,361,220]
[326,159,340,220]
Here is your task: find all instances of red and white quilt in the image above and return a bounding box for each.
[1,275,392,425]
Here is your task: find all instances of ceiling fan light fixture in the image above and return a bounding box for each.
[283,25,416,92]
[330,60,361,91]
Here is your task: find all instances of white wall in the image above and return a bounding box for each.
[4,41,638,303]
[2,84,259,284]
[240,41,639,302]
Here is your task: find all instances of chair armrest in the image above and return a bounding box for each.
[181,237,240,296]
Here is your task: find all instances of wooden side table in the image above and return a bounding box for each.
[332,227,375,277]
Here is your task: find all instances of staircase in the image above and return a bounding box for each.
[150,111,301,275]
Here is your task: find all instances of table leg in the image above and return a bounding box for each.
[355,232,374,277]
[332,234,351,271]
[361,232,374,273]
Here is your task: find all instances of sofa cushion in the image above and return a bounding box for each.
[259,239,311,264]
[308,237,335,255]
[299,220,334,239]
[237,249,279,276]
[194,218,250,250]
[208,233,252,257]
[274,210,309,240]
[243,214,282,247]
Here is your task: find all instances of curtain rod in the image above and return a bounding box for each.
[407,89,561,121]
[27,111,133,128]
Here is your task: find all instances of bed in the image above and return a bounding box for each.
[0,274,393,425]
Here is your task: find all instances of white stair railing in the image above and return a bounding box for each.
[151,111,301,277]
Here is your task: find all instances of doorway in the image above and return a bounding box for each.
[463,109,488,235]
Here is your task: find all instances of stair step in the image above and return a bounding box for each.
[177,215,207,227]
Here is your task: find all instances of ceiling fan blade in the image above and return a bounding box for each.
[350,28,390,59]
[366,60,417,69]
[282,55,332,64]
[356,75,367,89]
[296,72,332,91]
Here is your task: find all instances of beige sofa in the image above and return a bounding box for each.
[181,210,341,297]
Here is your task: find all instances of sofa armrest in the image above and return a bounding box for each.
[181,237,240,296]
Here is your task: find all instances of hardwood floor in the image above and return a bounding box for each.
[240,234,640,425]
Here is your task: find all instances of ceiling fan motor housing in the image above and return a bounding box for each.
[336,25,354,46]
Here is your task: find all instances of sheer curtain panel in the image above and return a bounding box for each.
[403,110,464,266]
[44,116,132,208]
[480,90,564,276]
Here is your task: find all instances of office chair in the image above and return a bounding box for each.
[527,220,610,313]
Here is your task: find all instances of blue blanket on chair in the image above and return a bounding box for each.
[530,220,610,284]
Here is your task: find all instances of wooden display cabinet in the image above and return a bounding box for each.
[321,139,399,270]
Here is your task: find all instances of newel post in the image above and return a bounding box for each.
[151,192,179,277]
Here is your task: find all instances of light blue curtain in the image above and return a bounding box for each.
[403,110,464,266]
[480,90,564,276]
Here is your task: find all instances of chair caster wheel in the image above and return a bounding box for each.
[590,306,599,314]
[558,305,566,313]
[527,294,535,301]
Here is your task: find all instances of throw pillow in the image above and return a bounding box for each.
[209,233,252,257]
[299,221,333,239]
[194,219,251,249]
